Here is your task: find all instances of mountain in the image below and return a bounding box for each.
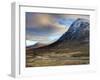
[27,18,89,50]
[58,18,89,42]
[36,18,89,49]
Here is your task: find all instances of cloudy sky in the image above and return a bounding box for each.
[26,12,89,47]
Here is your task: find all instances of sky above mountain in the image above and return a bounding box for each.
[26,12,89,47]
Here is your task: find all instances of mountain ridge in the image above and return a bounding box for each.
[27,18,89,50]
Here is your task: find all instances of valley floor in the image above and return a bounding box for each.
[26,42,89,67]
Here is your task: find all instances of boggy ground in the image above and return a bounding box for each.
[26,41,89,67]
